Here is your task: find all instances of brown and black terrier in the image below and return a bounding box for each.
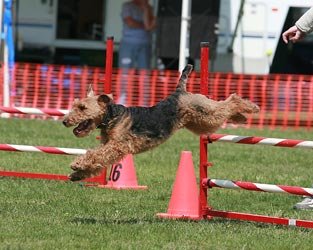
[63,65,259,181]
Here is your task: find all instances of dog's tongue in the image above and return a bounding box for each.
[73,120,90,135]
[73,121,88,135]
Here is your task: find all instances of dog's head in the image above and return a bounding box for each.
[63,85,113,137]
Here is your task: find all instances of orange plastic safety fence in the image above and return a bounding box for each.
[1,62,313,129]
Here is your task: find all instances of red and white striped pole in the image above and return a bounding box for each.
[0,143,86,155]
[209,134,313,149]
[0,143,107,185]
[0,106,68,116]
[204,178,313,196]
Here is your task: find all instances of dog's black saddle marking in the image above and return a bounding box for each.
[130,93,181,139]
[98,93,181,139]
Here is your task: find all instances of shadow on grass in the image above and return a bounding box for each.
[70,216,310,232]
[71,217,158,225]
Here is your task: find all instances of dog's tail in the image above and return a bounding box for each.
[176,64,193,92]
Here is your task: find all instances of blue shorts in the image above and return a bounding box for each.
[118,41,151,69]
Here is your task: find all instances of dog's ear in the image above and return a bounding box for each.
[106,93,114,100]
[97,94,112,106]
[87,85,95,97]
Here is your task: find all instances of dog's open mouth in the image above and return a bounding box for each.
[73,119,93,136]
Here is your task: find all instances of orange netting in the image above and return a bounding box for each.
[1,62,313,129]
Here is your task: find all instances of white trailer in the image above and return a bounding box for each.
[13,0,313,74]
[216,0,313,74]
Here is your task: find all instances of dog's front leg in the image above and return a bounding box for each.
[69,143,127,181]
[70,149,100,171]
[69,150,103,181]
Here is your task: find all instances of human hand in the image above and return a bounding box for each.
[137,0,149,9]
[282,25,305,44]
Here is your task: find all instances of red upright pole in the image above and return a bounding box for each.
[99,36,114,186]
[199,135,210,218]
[200,42,209,96]
[104,37,114,94]
[199,42,210,218]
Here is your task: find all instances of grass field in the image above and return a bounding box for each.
[1,117,313,249]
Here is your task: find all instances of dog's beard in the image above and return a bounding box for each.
[73,119,94,137]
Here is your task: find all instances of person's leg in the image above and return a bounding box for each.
[118,41,135,69]
[118,41,136,105]
[136,44,151,106]
[136,44,151,69]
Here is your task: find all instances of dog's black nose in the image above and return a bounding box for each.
[62,120,67,126]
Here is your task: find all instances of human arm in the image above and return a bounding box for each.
[296,7,313,34]
[121,2,145,29]
[282,7,313,44]
[122,1,155,30]
[124,16,145,29]
[141,1,156,31]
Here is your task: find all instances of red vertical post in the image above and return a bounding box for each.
[98,37,113,187]
[199,42,210,218]
[104,37,114,94]
[200,42,209,96]
[199,135,210,218]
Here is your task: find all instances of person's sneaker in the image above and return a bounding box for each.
[293,197,313,210]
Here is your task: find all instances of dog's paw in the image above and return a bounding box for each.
[229,113,247,124]
[252,104,260,113]
[70,156,85,170]
[68,171,85,182]
[70,161,81,171]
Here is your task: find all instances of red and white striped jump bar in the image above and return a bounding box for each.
[0,106,69,116]
[209,134,313,149]
[0,144,86,155]
[205,178,313,196]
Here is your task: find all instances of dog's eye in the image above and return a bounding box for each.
[78,104,87,111]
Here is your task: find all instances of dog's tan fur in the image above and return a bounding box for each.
[63,65,259,181]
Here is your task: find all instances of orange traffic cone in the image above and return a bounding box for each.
[103,154,147,190]
[157,151,201,220]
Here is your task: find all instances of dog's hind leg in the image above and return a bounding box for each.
[226,93,259,114]
[212,94,259,127]
[228,113,247,124]
[185,94,259,135]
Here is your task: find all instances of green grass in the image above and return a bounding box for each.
[1,118,313,249]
